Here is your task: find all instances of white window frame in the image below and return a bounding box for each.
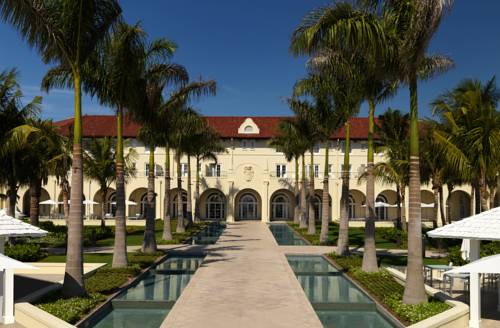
[276,164,287,178]
[208,163,221,177]
[181,163,189,177]
[306,164,320,178]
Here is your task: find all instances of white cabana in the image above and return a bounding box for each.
[0,254,37,324]
[0,215,45,324]
[427,206,500,328]
[421,202,435,208]
[0,213,48,252]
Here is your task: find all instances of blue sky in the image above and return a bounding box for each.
[0,0,499,121]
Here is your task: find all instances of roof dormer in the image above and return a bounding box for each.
[238,118,260,135]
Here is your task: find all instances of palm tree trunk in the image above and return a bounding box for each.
[293,157,300,224]
[489,186,495,210]
[307,149,316,235]
[194,156,201,223]
[479,173,488,212]
[401,187,407,231]
[474,182,481,214]
[61,179,70,222]
[446,184,454,224]
[438,186,446,226]
[432,183,439,229]
[176,151,185,233]
[112,107,128,268]
[363,100,378,272]
[100,187,107,228]
[403,75,427,305]
[299,155,307,229]
[29,179,41,226]
[6,181,17,217]
[337,122,350,256]
[396,185,402,230]
[320,143,330,243]
[162,144,172,240]
[186,156,193,225]
[142,144,157,253]
[63,73,85,297]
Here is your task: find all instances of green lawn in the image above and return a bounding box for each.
[288,222,402,249]
[379,255,448,267]
[39,253,115,264]
[95,219,209,247]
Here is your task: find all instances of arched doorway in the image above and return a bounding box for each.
[199,189,226,220]
[421,190,435,222]
[172,190,188,219]
[348,190,366,220]
[22,188,51,217]
[128,188,148,219]
[92,188,116,218]
[235,189,261,221]
[312,190,332,221]
[375,195,388,220]
[447,190,471,221]
[271,194,290,220]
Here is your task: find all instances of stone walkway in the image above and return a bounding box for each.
[160,221,323,328]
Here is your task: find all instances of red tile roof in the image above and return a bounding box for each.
[54,115,375,140]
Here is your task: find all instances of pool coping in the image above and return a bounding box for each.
[268,222,312,246]
[320,254,406,328]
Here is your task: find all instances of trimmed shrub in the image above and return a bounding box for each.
[39,221,67,233]
[5,243,46,261]
[85,266,140,294]
[37,292,106,324]
[330,255,450,325]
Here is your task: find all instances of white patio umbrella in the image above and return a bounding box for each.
[421,203,435,208]
[0,254,37,324]
[38,199,58,205]
[83,200,99,205]
[111,200,137,206]
[362,201,397,208]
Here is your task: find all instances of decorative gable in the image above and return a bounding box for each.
[237,118,260,135]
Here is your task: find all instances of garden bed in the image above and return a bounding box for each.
[328,254,450,326]
[34,251,165,324]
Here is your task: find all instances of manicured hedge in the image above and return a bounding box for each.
[5,243,46,261]
[37,292,106,324]
[330,254,450,325]
[35,251,164,323]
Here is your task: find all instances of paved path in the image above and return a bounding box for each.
[161,222,323,328]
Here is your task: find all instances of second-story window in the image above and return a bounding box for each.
[276,164,287,178]
[181,163,189,177]
[207,163,221,177]
[241,139,255,150]
[306,164,319,178]
[145,163,163,177]
[328,164,333,177]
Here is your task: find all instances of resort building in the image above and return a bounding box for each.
[4,115,491,224]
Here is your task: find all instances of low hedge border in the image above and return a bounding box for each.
[328,254,450,326]
[35,251,166,325]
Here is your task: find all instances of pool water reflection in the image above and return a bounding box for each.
[269,224,309,245]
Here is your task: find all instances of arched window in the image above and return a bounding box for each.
[239,194,257,220]
[172,193,188,218]
[313,195,322,221]
[271,194,290,220]
[108,192,117,216]
[376,195,388,220]
[348,195,355,219]
[459,193,467,219]
[206,193,225,220]
[244,125,253,133]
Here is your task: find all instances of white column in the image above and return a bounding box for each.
[1,268,14,324]
[262,181,270,223]
[227,182,235,223]
[469,239,481,328]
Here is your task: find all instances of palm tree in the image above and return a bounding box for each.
[374,109,410,231]
[25,119,65,226]
[384,0,454,304]
[0,69,41,218]
[432,77,500,214]
[162,142,173,240]
[53,126,73,222]
[189,125,224,223]
[287,99,323,235]
[0,0,122,296]
[269,120,308,224]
